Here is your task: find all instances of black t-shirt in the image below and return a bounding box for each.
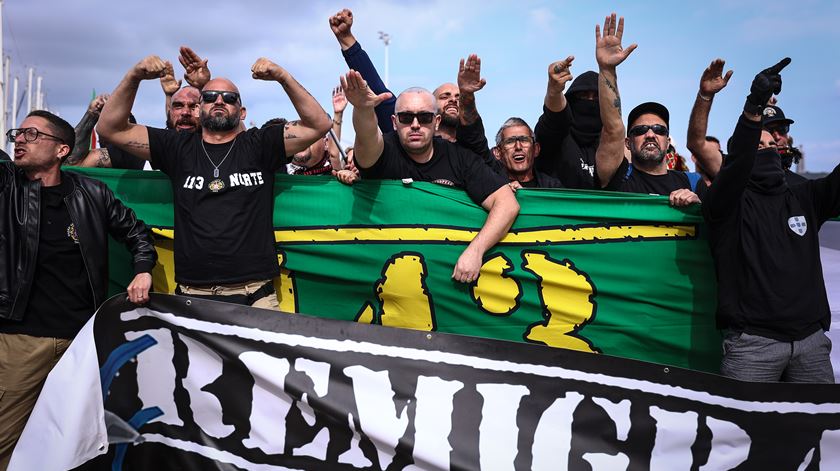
[605,159,691,195]
[148,126,286,285]
[0,178,94,338]
[361,133,507,205]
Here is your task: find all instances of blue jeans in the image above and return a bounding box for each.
[720,329,834,383]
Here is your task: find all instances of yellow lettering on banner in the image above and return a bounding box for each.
[471,254,522,316]
[377,253,435,331]
[355,302,375,324]
[522,252,598,353]
[356,253,436,331]
[273,251,298,314]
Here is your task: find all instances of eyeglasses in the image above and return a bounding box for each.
[500,135,534,148]
[6,127,65,144]
[628,124,669,137]
[201,90,241,105]
[396,111,435,125]
[765,124,789,135]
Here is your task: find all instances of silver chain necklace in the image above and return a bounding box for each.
[201,136,237,178]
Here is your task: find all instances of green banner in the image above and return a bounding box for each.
[72,168,720,373]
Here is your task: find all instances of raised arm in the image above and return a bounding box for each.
[686,59,732,179]
[158,61,181,128]
[544,56,575,112]
[458,54,486,127]
[704,58,791,221]
[98,56,169,161]
[341,70,392,169]
[534,56,575,175]
[329,8,395,133]
[452,185,520,284]
[66,94,108,166]
[456,53,496,166]
[327,85,347,168]
[593,13,637,187]
[251,58,332,156]
[178,46,211,89]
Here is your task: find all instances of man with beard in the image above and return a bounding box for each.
[433,82,460,142]
[98,55,331,308]
[66,55,205,170]
[703,58,839,383]
[342,71,519,284]
[594,14,699,206]
[1,110,155,466]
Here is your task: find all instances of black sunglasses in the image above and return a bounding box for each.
[201,90,241,105]
[396,112,435,125]
[628,124,669,137]
[6,127,65,144]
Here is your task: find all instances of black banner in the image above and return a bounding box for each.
[12,294,840,470]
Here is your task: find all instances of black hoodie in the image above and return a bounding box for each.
[534,71,602,189]
[703,115,840,341]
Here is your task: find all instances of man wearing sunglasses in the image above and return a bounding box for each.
[762,105,807,185]
[1,110,156,466]
[98,55,331,308]
[592,14,699,207]
[342,71,519,284]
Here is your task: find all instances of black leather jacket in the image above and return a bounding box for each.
[1,162,157,321]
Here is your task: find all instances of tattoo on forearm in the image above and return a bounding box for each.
[285,133,299,140]
[96,148,111,168]
[126,140,150,150]
[603,77,621,112]
[460,93,479,125]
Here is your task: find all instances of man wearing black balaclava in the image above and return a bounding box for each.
[703,57,840,383]
[533,56,602,189]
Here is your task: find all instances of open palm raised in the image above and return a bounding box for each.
[595,13,637,68]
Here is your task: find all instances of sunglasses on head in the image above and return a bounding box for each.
[628,124,669,137]
[201,90,241,105]
[396,111,435,125]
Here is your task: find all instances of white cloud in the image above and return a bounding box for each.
[529,7,556,34]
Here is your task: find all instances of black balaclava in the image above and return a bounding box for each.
[565,71,601,145]
[747,148,787,194]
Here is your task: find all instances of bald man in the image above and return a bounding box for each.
[342,73,519,284]
[98,56,331,308]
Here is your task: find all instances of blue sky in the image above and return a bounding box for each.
[4,0,839,171]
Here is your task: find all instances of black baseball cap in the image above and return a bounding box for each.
[627,102,670,134]
[762,105,794,126]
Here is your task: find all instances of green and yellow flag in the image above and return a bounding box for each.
[77,169,720,373]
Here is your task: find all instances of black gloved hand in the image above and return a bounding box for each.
[744,57,791,115]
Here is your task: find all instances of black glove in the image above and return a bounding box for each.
[744,57,791,115]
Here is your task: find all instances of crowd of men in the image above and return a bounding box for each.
[1,8,839,468]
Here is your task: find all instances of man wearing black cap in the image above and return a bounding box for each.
[592,13,699,207]
[763,104,807,184]
[703,58,839,383]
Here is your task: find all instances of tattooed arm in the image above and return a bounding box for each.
[66,94,109,166]
[593,13,637,187]
[687,59,732,179]
[98,56,168,161]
